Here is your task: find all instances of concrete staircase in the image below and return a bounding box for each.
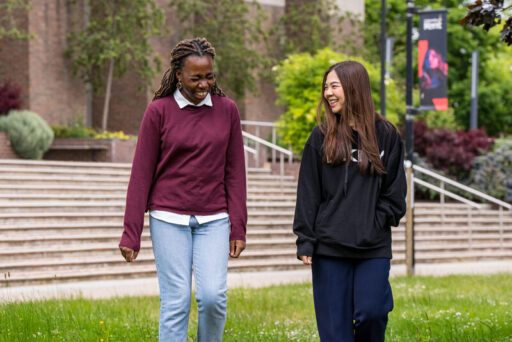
[1,159,511,287]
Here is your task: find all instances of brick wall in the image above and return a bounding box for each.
[0,8,30,108]
[0,132,21,159]
[27,0,87,126]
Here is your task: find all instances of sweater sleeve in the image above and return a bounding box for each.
[293,134,322,258]
[119,104,161,251]
[224,104,247,241]
[375,131,407,229]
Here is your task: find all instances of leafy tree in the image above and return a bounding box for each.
[274,48,404,155]
[273,0,340,56]
[0,0,31,40]
[460,0,512,45]
[65,0,165,131]
[168,0,268,100]
[364,0,512,135]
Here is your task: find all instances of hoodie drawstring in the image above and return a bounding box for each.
[343,163,349,197]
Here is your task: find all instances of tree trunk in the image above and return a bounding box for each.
[102,58,114,131]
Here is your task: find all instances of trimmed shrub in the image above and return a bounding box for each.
[469,141,512,202]
[0,110,54,159]
[414,120,494,180]
[0,81,22,115]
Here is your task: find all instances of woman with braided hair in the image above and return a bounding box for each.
[119,37,247,341]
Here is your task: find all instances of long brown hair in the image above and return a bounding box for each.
[153,37,225,101]
[317,61,386,175]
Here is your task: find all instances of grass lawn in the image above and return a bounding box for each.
[0,273,511,341]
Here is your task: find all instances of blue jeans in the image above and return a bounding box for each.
[150,215,230,342]
[312,256,393,342]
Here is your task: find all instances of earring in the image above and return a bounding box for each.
[177,80,183,90]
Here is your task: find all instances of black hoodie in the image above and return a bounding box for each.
[293,117,407,259]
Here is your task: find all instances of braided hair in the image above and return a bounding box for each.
[153,37,225,101]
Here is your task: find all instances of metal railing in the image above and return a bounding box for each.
[411,164,511,252]
[241,120,293,164]
[413,164,511,210]
[242,131,293,182]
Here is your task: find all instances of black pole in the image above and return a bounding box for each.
[470,50,479,130]
[405,0,415,276]
[380,0,386,117]
[405,0,414,162]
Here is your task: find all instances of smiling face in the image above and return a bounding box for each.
[176,55,215,105]
[324,70,345,114]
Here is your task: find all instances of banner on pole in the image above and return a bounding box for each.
[418,10,448,111]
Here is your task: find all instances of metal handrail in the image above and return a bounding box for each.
[241,120,275,127]
[413,164,512,210]
[242,131,292,155]
[242,131,292,182]
[243,145,257,155]
[241,120,293,164]
[404,163,510,272]
[413,178,481,209]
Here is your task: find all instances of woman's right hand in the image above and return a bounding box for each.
[299,255,312,265]
[119,246,138,262]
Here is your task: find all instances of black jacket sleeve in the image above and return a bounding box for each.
[375,130,407,229]
[293,132,323,258]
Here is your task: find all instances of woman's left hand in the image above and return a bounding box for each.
[229,240,246,258]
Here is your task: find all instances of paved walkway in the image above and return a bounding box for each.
[1,260,511,303]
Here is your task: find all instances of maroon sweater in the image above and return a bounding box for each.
[119,95,247,251]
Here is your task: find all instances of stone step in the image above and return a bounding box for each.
[0,220,297,234]
[0,184,128,195]
[0,193,297,202]
[0,201,126,213]
[0,229,297,247]
[0,166,131,177]
[246,181,297,188]
[0,201,297,213]
[414,217,512,225]
[0,238,297,260]
[414,250,512,263]
[247,187,297,194]
[0,160,272,174]
[413,202,493,210]
[247,174,295,181]
[413,242,512,252]
[413,208,512,217]
[408,226,512,235]
[0,193,127,201]
[0,249,299,273]
[0,174,129,184]
[246,195,297,202]
[0,212,128,224]
[0,258,310,287]
[0,159,132,171]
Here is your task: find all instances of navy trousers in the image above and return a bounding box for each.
[312,256,393,342]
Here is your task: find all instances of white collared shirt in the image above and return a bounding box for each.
[173,88,212,109]
[149,89,228,226]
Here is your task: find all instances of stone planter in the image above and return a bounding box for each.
[43,138,137,163]
[0,132,21,159]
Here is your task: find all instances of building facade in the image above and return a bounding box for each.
[0,0,364,134]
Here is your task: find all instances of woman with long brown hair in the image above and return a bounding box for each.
[119,37,247,341]
[293,61,407,341]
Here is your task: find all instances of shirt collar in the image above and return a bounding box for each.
[173,89,213,109]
